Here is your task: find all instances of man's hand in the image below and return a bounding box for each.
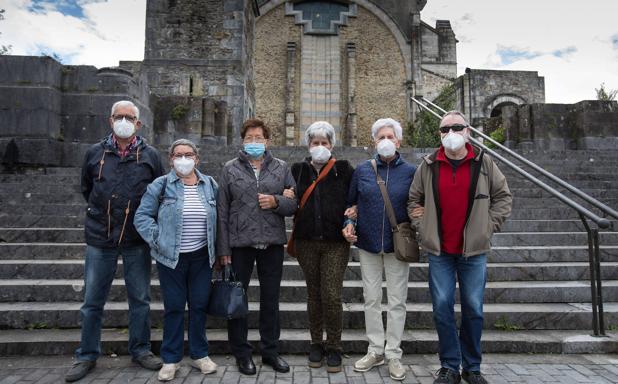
[282,188,295,199]
[410,206,425,218]
[258,194,278,209]
[344,205,358,220]
[342,223,357,243]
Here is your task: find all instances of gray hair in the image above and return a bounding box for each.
[371,118,403,140]
[111,100,140,120]
[169,139,199,158]
[305,121,336,146]
[440,110,469,126]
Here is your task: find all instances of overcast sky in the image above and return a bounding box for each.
[1,0,617,103]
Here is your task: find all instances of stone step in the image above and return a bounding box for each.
[510,198,618,209]
[510,188,616,199]
[3,228,617,246]
[1,328,615,356]
[2,260,615,282]
[1,243,617,262]
[0,216,609,234]
[1,301,616,330]
[1,279,616,304]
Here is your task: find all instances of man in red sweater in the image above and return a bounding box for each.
[408,111,512,384]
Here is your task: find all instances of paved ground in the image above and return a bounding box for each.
[0,354,618,384]
[0,354,617,384]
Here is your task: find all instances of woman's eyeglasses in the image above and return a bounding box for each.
[439,124,468,134]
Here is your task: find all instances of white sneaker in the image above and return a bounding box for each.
[388,358,406,381]
[190,356,217,374]
[353,351,385,372]
[157,363,180,381]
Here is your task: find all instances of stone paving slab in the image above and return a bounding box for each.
[0,354,617,383]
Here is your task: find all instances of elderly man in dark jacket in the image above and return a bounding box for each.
[217,118,297,376]
[65,100,164,382]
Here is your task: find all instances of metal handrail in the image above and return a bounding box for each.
[411,96,613,336]
[420,96,618,223]
[411,97,612,229]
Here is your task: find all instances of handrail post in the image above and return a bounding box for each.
[593,228,606,336]
[579,215,600,336]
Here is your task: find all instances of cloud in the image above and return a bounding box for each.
[1,0,146,67]
[495,46,542,65]
[421,0,618,103]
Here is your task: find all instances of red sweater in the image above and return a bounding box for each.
[436,144,475,254]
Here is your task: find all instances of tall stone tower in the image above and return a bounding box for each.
[143,0,259,145]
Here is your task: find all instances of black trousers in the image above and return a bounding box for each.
[228,245,284,358]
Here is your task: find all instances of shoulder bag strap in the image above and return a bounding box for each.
[370,159,398,231]
[297,158,336,212]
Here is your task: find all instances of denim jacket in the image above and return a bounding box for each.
[134,169,218,269]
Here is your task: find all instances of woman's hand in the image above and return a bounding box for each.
[342,223,357,243]
[410,206,425,218]
[258,193,278,209]
[282,188,295,199]
[344,205,358,220]
[217,255,231,270]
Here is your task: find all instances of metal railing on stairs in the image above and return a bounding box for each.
[411,96,618,336]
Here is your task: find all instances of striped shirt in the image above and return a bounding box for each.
[180,184,208,253]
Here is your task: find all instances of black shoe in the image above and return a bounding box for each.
[236,356,257,375]
[132,351,163,371]
[65,360,96,382]
[308,344,324,368]
[262,355,290,373]
[326,349,342,373]
[434,367,461,384]
[462,371,488,384]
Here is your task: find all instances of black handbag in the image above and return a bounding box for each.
[207,265,249,319]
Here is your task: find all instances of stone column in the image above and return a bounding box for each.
[346,42,357,147]
[285,42,297,146]
[410,11,423,122]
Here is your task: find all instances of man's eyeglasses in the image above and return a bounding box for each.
[439,124,468,134]
[112,114,137,123]
[172,152,197,159]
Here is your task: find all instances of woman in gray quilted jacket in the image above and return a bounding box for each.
[216,118,297,376]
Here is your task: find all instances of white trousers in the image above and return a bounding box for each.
[358,248,410,360]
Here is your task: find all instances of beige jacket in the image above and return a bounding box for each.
[407,147,512,257]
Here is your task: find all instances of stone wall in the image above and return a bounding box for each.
[0,55,151,167]
[340,6,407,145]
[143,0,258,144]
[254,3,300,145]
[455,68,545,127]
[255,3,407,146]
[502,100,618,150]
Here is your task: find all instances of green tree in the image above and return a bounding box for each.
[0,9,12,55]
[407,83,456,148]
[595,83,617,101]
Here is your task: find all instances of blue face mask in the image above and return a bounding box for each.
[244,143,265,158]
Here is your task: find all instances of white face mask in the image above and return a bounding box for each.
[376,139,397,158]
[173,156,195,176]
[310,145,331,164]
[441,132,466,152]
[113,118,136,139]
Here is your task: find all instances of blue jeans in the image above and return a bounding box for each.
[76,244,152,361]
[428,253,487,372]
[157,247,212,363]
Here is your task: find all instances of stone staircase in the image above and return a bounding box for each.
[0,147,617,356]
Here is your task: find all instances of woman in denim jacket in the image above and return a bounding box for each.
[134,139,218,381]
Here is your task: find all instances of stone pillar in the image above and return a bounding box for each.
[285,42,297,146]
[410,11,422,122]
[346,42,357,147]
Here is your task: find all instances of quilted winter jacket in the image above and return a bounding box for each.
[216,150,297,256]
